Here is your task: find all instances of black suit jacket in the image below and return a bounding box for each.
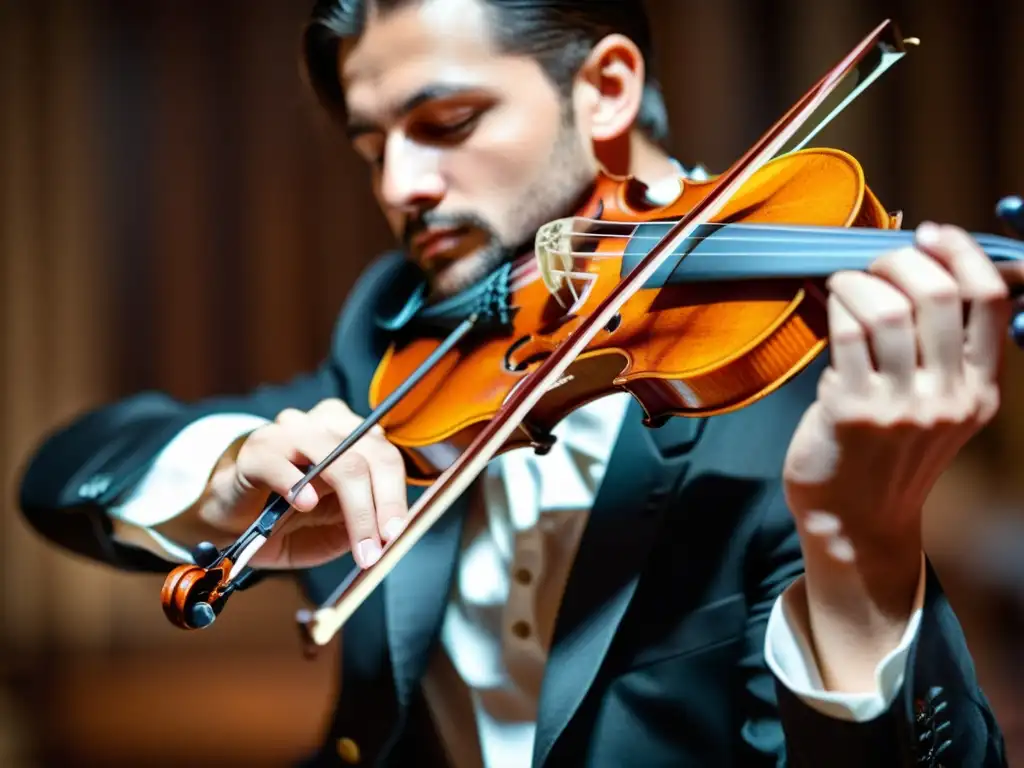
[18,252,1007,767]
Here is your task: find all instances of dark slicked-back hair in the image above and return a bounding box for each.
[301,0,670,146]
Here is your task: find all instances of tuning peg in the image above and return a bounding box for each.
[191,541,220,568]
[189,602,217,629]
[996,195,1024,238]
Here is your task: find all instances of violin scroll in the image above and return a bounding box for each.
[160,560,232,630]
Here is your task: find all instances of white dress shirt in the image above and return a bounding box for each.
[106,163,924,766]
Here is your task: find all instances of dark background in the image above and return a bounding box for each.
[1,0,1022,765]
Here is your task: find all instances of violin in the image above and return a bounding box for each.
[160,19,1024,651]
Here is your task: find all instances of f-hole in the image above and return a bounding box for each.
[503,335,554,373]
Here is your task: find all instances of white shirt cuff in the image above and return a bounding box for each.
[107,413,269,561]
[108,518,198,564]
[764,558,926,722]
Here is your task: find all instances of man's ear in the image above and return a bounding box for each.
[575,33,646,143]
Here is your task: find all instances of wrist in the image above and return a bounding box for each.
[798,512,922,617]
[152,501,234,552]
[794,511,924,693]
[153,434,250,554]
[802,537,921,623]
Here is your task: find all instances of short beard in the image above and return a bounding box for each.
[423,114,594,300]
[428,236,508,299]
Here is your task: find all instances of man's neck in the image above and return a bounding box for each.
[627,132,680,188]
[594,130,680,194]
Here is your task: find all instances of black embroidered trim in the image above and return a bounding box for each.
[914,686,952,767]
[376,261,516,334]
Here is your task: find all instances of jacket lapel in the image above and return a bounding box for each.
[384,487,468,707]
[532,403,705,766]
[329,251,468,708]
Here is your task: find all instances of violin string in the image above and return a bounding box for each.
[565,226,918,243]
[568,216,923,240]
[550,247,894,259]
[564,222,1015,255]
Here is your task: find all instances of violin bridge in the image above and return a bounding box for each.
[535,217,576,305]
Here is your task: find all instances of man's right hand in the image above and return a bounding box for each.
[157,399,409,570]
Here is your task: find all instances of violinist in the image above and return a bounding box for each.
[17,0,1011,766]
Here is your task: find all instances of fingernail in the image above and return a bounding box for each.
[916,221,940,245]
[383,517,405,540]
[293,485,317,509]
[357,539,381,568]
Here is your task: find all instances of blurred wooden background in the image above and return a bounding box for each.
[2,0,1022,765]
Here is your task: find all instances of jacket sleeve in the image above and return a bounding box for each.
[737,483,1008,767]
[16,359,346,574]
[17,250,409,576]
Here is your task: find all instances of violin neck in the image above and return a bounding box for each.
[626,223,1024,287]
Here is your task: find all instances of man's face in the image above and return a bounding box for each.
[340,0,597,298]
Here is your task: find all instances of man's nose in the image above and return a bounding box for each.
[380,135,445,213]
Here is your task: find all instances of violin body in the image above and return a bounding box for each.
[372,148,901,485]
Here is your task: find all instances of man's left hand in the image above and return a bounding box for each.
[781,221,1012,693]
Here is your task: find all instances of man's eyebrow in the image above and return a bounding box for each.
[345,84,481,140]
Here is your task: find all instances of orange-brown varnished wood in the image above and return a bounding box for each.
[161,561,232,628]
[370,148,899,483]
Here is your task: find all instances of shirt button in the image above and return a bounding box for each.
[514,567,533,585]
[511,620,531,639]
[336,737,361,764]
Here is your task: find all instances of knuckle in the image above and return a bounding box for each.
[873,246,915,272]
[870,247,928,282]
[332,452,371,482]
[876,248,962,304]
[971,384,1000,417]
[363,436,405,468]
[247,422,281,450]
[939,223,971,247]
[826,270,858,293]
[920,279,960,305]
[831,327,865,345]
[322,404,364,437]
[945,226,992,266]
[274,407,305,426]
[827,297,860,331]
[312,397,353,420]
[920,402,951,428]
[235,446,274,485]
[977,283,1010,303]
[818,367,851,402]
[867,300,912,329]
[234,444,258,475]
[237,425,294,478]
[953,399,975,423]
